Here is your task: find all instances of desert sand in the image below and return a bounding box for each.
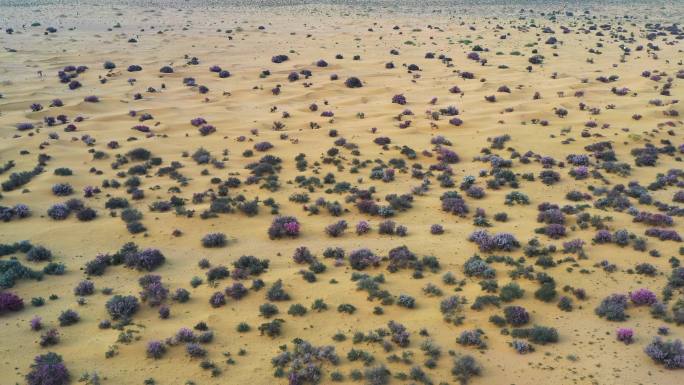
[1,1,683,385]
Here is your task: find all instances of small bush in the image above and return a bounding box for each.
[57,309,80,326]
[451,355,481,384]
[201,233,227,248]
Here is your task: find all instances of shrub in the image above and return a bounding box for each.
[258,318,284,337]
[499,283,524,302]
[463,255,495,278]
[39,328,59,347]
[451,355,481,384]
[505,191,530,205]
[378,220,396,235]
[457,330,486,349]
[57,309,80,326]
[84,255,110,276]
[644,337,684,369]
[126,221,146,234]
[558,296,573,311]
[74,280,95,296]
[30,316,43,331]
[527,325,559,344]
[172,288,190,303]
[326,220,348,237]
[364,365,390,385]
[271,339,340,383]
[27,246,53,262]
[617,328,634,344]
[356,221,370,235]
[0,291,24,313]
[595,294,629,321]
[387,320,410,347]
[233,255,269,276]
[397,294,416,309]
[186,343,207,358]
[504,306,530,326]
[268,216,300,239]
[147,340,166,359]
[1,258,44,288]
[201,233,227,248]
[26,352,70,385]
[76,207,97,221]
[430,224,444,235]
[225,282,248,300]
[337,304,356,314]
[645,228,682,242]
[175,327,196,343]
[534,283,557,302]
[323,247,345,260]
[266,279,290,301]
[391,94,407,105]
[237,322,250,332]
[51,183,73,196]
[349,249,380,270]
[288,303,307,316]
[468,230,519,252]
[259,303,279,318]
[158,305,170,319]
[292,247,315,265]
[106,295,139,319]
[441,192,469,216]
[345,77,363,88]
[209,292,226,308]
[124,248,165,271]
[629,288,657,306]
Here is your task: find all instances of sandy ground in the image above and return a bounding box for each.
[1,2,683,385]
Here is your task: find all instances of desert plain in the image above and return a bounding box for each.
[1,1,684,385]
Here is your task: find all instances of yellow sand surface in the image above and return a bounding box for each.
[0,2,683,385]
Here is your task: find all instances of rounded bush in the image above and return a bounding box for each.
[106,295,139,319]
[201,233,227,248]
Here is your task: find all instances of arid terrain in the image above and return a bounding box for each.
[1,1,683,385]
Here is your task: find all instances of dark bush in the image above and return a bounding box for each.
[26,352,70,385]
[0,291,24,313]
[595,294,629,321]
[57,309,80,326]
[106,295,139,319]
[451,355,481,384]
[201,233,227,248]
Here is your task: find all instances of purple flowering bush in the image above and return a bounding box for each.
[356,220,370,235]
[146,340,166,359]
[0,291,24,314]
[26,352,70,385]
[468,230,520,252]
[124,248,166,271]
[106,295,139,319]
[629,288,657,306]
[441,192,469,217]
[617,328,634,344]
[392,94,407,105]
[644,337,684,369]
[645,228,682,242]
[504,306,530,326]
[268,216,300,239]
[349,248,380,270]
